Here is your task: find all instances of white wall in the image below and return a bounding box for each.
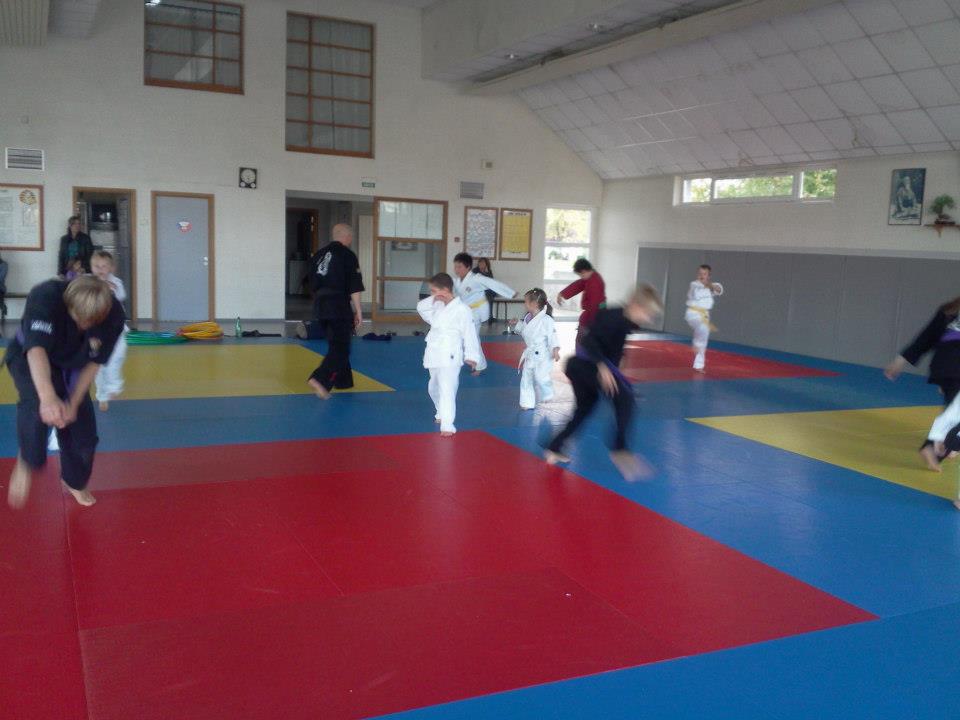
[0,0,601,319]
[598,152,960,301]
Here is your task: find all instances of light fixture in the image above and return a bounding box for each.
[506,52,521,60]
[145,0,161,5]
[588,22,605,32]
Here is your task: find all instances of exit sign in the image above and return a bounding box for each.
[361,179,376,188]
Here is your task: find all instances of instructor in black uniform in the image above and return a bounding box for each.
[307,223,364,399]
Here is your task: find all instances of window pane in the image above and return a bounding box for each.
[330,20,372,50]
[544,246,590,283]
[215,32,240,60]
[287,15,309,41]
[801,169,837,199]
[146,0,214,28]
[545,208,592,244]
[682,177,711,203]
[146,26,214,55]
[216,7,241,32]
[714,175,794,199]
[332,75,370,101]
[286,95,308,121]
[311,123,334,149]
[311,19,332,45]
[287,42,308,67]
[286,68,307,94]
[286,121,309,147]
[311,99,333,123]
[311,71,333,96]
[333,101,369,127]
[335,127,370,153]
[329,48,371,75]
[146,52,212,84]
[215,59,240,88]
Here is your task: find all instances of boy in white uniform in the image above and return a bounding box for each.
[512,288,560,410]
[90,250,128,410]
[417,272,482,437]
[922,397,960,510]
[452,252,515,373]
[684,264,724,372]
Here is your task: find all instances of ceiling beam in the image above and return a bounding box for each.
[468,0,838,95]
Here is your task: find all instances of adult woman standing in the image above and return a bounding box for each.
[57,215,94,276]
[472,257,496,325]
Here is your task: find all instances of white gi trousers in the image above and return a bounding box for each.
[520,355,554,409]
[470,314,488,372]
[95,330,128,402]
[428,365,461,433]
[685,309,710,370]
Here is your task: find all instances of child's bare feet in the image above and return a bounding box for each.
[62,481,96,507]
[954,499,960,511]
[544,449,571,465]
[307,378,331,400]
[610,450,653,482]
[99,401,109,411]
[440,431,455,438]
[920,445,942,472]
[7,458,31,510]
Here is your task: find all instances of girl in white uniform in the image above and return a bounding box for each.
[684,264,724,372]
[91,251,128,410]
[513,288,560,410]
[417,272,482,437]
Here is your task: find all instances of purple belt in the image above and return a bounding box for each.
[576,346,633,387]
[15,328,80,395]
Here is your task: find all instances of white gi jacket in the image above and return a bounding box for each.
[516,307,559,369]
[686,281,722,311]
[453,273,515,324]
[417,296,482,369]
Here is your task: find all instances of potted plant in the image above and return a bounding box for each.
[930,194,956,224]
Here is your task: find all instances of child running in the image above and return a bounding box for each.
[685,264,723,372]
[90,250,128,411]
[513,288,560,410]
[6,275,125,509]
[417,272,482,437]
[544,285,662,480]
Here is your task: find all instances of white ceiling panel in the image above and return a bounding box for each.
[681,106,724,135]
[823,80,881,114]
[755,125,805,155]
[850,113,906,146]
[816,117,859,148]
[796,46,855,84]
[895,0,955,25]
[739,22,787,58]
[886,108,947,142]
[914,19,960,65]
[870,29,936,71]
[912,141,954,151]
[762,53,819,89]
[832,37,895,78]
[710,32,758,65]
[844,0,907,35]
[713,103,751,131]
[770,13,826,51]
[574,97,611,124]
[789,86,843,119]
[928,104,960,139]
[785,121,834,152]
[944,63,960,90]
[900,67,960,106]
[730,129,774,157]
[760,92,810,124]
[860,74,921,111]
[806,3,865,43]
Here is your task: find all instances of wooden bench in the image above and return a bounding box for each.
[491,297,526,323]
[1,292,27,322]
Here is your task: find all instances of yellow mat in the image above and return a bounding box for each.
[692,406,959,499]
[0,344,392,403]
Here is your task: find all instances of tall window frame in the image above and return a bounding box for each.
[543,206,595,318]
[144,0,244,95]
[285,13,375,159]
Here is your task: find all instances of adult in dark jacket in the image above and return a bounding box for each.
[57,215,94,276]
[885,296,960,469]
[306,224,364,399]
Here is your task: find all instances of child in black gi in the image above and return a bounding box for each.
[545,284,662,481]
[6,275,124,509]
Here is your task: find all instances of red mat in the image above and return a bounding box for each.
[482,340,838,382]
[2,433,872,720]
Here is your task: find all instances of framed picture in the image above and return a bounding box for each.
[888,168,925,226]
[498,208,532,261]
[464,206,498,259]
[0,183,44,250]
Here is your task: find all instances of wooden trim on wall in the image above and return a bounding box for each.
[72,186,138,322]
[151,191,216,322]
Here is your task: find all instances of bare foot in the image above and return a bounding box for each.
[610,450,653,482]
[440,431,455,438]
[7,458,32,510]
[920,445,942,472]
[954,500,960,511]
[99,401,109,411]
[693,367,705,374]
[544,449,571,465]
[307,378,331,400]
[62,481,96,507]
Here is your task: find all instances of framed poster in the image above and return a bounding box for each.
[498,208,532,261]
[888,168,925,226]
[0,183,44,250]
[464,206,498,259]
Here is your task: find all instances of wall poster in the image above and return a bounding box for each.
[499,208,532,261]
[0,183,44,250]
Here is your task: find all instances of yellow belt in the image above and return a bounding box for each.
[689,306,717,332]
[469,299,486,309]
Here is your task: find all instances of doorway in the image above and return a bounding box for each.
[284,194,374,321]
[73,187,137,320]
[152,192,215,322]
[372,197,447,322]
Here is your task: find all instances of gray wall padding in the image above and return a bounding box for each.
[636,246,960,371]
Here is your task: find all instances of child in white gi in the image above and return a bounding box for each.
[90,250,128,410]
[417,272,482,437]
[512,288,560,410]
[452,252,515,373]
[684,264,723,372]
[923,396,960,510]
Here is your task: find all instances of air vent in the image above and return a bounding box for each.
[5,148,44,171]
[459,181,484,200]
